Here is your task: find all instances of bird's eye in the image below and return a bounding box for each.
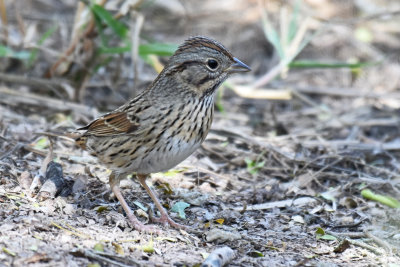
[207,59,219,70]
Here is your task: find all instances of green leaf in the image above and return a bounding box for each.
[315,227,337,240]
[245,158,265,175]
[320,189,337,203]
[94,206,109,213]
[98,43,178,56]
[138,43,178,57]
[261,9,284,58]
[91,4,127,38]
[315,227,325,235]
[361,189,400,208]
[92,9,108,47]
[171,201,190,219]
[90,3,130,54]
[0,46,31,59]
[248,250,264,257]
[288,0,300,42]
[33,137,48,150]
[162,169,185,177]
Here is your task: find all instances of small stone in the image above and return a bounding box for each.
[205,228,241,243]
[63,204,75,215]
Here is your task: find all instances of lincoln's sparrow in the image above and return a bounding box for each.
[75,36,250,233]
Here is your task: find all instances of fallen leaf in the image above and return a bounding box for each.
[215,218,224,225]
[112,242,124,255]
[141,240,154,253]
[93,243,104,252]
[171,201,190,219]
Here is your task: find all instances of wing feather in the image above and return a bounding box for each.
[78,112,138,136]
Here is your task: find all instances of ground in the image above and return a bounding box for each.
[1,0,400,266]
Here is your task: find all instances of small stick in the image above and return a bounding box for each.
[70,249,142,267]
[0,86,98,117]
[364,230,392,255]
[130,11,144,97]
[326,231,384,255]
[0,0,8,44]
[0,72,73,98]
[233,197,317,211]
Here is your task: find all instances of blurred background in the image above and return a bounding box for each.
[1,0,400,266]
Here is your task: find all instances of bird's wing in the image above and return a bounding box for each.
[78,111,139,136]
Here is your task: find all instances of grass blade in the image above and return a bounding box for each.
[139,43,178,56]
[90,4,127,38]
[361,189,400,208]
[289,60,378,69]
[261,7,283,58]
[28,25,58,67]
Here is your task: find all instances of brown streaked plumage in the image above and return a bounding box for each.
[75,36,250,233]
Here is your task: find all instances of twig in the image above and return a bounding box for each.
[303,140,400,152]
[14,3,25,36]
[0,0,8,44]
[0,136,23,160]
[0,86,98,117]
[0,135,47,157]
[326,231,384,255]
[210,127,397,181]
[70,249,142,267]
[347,239,383,255]
[228,85,292,100]
[294,86,400,100]
[233,197,317,211]
[51,221,92,239]
[291,89,330,112]
[130,11,144,97]
[0,72,74,99]
[364,230,393,255]
[45,1,96,79]
[326,231,366,239]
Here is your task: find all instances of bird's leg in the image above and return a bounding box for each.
[137,174,188,230]
[109,172,160,233]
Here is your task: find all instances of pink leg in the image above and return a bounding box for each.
[109,172,160,234]
[137,174,188,230]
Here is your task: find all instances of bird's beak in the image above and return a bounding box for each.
[225,57,251,73]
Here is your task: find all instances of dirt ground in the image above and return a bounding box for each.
[1,0,400,266]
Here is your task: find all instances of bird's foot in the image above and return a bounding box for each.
[126,213,161,234]
[150,213,188,230]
